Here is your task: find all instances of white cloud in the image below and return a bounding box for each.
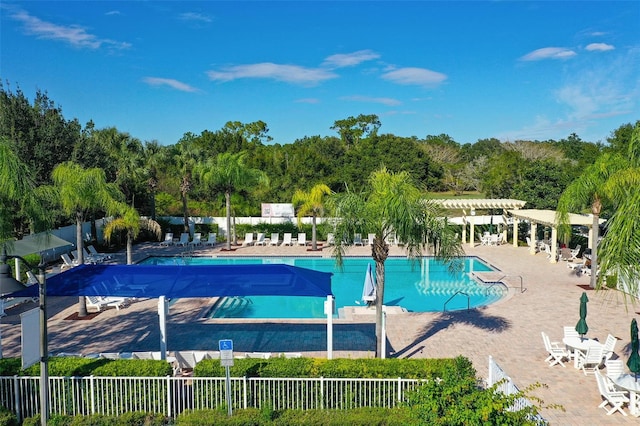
[381,67,447,87]
[206,63,337,86]
[295,98,320,104]
[586,43,614,52]
[341,95,401,106]
[179,12,213,23]
[322,50,380,68]
[143,77,199,93]
[105,11,121,16]
[8,8,130,50]
[520,47,577,61]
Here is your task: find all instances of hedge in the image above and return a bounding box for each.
[0,357,173,377]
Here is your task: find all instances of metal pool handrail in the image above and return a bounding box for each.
[443,291,469,312]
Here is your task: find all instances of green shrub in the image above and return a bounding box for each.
[0,358,21,376]
[0,406,18,426]
[176,408,263,425]
[21,357,111,377]
[91,359,173,377]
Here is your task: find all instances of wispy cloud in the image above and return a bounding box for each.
[295,98,320,104]
[207,63,337,86]
[381,67,447,87]
[520,47,577,61]
[586,43,614,52]
[105,11,121,16]
[322,50,380,68]
[7,8,130,50]
[143,77,199,93]
[341,95,401,106]
[179,12,213,23]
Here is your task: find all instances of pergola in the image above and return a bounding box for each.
[508,209,605,263]
[434,199,527,247]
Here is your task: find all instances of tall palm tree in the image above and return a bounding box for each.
[196,152,269,251]
[292,184,332,251]
[331,167,464,357]
[52,161,122,316]
[556,152,627,288]
[174,137,201,234]
[103,203,162,265]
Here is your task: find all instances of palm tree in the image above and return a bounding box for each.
[196,152,269,251]
[103,204,162,264]
[292,184,332,251]
[556,152,627,288]
[174,137,201,234]
[331,167,464,357]
[52,161,122,316]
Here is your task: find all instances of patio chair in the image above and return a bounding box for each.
[269,233,280,246]
[368,233,376,246]
[204,233,217,246]
[595,371,629,416]
[297,233,307,246]
[354,233,364,246]
[88,245,112,260]
[541,331,570,367]
[175,233,190,247]
[326,233,335,246]
[605,359,625,381]
[577,345,604,375]
[242,233,255,246]
[282,233,293,246]
[602,334,618,361]
[560,247,573,261]
[189,232,202,246]
[571,244,582,259]
[60,253,79,270]
[245,352,271,359]
[160,232,174,246]
[255,233,266,246]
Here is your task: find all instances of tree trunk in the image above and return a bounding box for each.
[127,231,133,265]
[76,213,87,317]
[590,212,600,289]
[311,214,317,251]
[225,191,232,250]
[181,192,189,234]
[372,237,389,358]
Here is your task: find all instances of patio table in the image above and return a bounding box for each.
[614,374,640,416]
[562,336,603,368]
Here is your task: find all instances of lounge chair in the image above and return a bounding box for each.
[595,371,629,416]
[242,233,255,246]
[160,233,174,246]
[85,295,129,312]
[175,233,190,246]
[255,233,266,246]
[354,233,364,246]
[282,233,293,246]
[60,253,79,270]
[368,233,376,246]
[204,233,217,246]
[541,331,570,367]
[297,233,307,246]
[244,352,271,359]
[88,245,112,260]
[571,244,582,259]
[269,233,279,246]
[189,232,202,246]
[326,233,335,246]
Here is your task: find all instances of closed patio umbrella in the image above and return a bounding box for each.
[627,318,640,381]
[362,263,376,305]
[575,292,589,337]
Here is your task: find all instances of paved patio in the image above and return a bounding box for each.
[2,240,639,424]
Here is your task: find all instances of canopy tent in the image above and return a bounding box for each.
[3,263,335,359]
[3,234,72,258]
[4,264,332,299]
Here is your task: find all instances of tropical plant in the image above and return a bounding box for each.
[292,184,332,251]
[195,152,269,251]
[173,136,202,233]
[103,204,162,265]
[52,161,123,316]
[330,167,464,357]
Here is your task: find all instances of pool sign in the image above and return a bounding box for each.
[219,339,233,351]
[219,339,234,416]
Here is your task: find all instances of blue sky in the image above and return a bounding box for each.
[1,1,639,146]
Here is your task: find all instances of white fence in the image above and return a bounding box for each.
[0,375,423,421]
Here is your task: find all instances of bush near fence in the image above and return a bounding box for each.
[0,357,173,377]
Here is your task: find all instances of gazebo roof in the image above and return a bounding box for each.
[507,209,605,227]
[434,198,526,210]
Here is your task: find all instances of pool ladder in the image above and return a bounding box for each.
[443,291,469,312]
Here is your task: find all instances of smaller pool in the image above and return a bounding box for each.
[140,256,507,319]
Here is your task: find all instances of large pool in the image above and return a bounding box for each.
[139,256,506,319]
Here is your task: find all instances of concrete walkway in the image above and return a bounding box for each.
[1,240,639,424]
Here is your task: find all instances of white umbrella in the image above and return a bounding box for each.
[362,263,376,304]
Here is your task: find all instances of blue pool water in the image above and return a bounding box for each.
[140,256,506,319]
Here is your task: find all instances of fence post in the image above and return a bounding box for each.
[166,376,172,418]
[488,356,494,386]
[320,377,324,410]
[90,376,95,414]
[397,377,402,404]
[13,375,21,423]
[243,376,248,409]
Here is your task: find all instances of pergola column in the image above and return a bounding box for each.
[529,223,538,255]
[588,225,594,249]
[512,218,519,247]
[469,210,476,248]
[550,227,558,263]
[461,210,467,244]
[502,209,508,244]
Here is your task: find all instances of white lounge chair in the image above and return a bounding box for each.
[88,245,112,260]
[368,233,376,246]
[577,345,604,375]
[571,244,582,259]
[204,233,217,246]
[85,295,129,312]
[189,232,202,246]
[175,233,190,247]
[243,233,255,246]
[244,352,271,359]
[255,233,266,246]
[60,253,79,270]
[160,233,174,246]
[326,233,335,246]
[282,233,293,246]
[595,371,629,416]
[268,233,279,246]
[297,233,307,246]
[541,331,570,367]
[354,233,364,246]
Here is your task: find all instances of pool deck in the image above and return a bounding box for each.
[2,240,639,424]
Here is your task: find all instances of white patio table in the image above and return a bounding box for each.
[614,374,640,416]
[562,336,603,368]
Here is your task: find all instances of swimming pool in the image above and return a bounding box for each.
[140,256,506,319]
